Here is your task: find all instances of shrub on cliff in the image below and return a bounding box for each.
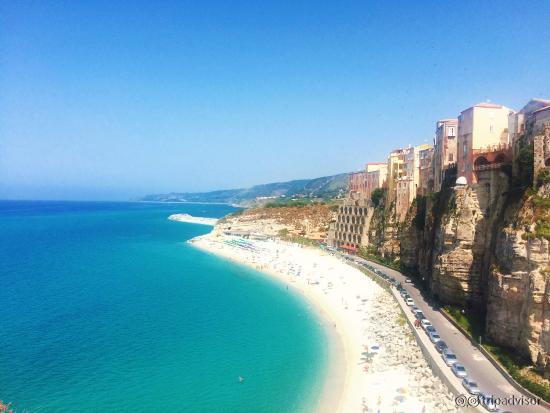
[371,188,385,208]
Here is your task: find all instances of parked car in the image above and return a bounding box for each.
[442,349,458,366]
[479,393,498,412]
[429,331,441,343]
[435,340,448,353]
[462,377,480,395]
[405,278,412,283]
[451,363,467,378]
[415,311,425,321]
[405,298,414,306]
[420,319,431,330]
[425,325,436,335]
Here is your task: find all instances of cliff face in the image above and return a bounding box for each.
[368,201,400,258]
[368,167,549,364]
[486,183,550,364]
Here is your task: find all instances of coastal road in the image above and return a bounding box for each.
[352,257,548,413]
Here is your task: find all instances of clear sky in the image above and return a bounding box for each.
[1,1,549,200]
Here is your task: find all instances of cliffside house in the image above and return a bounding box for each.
[457,102,515,184]
[433,119,458,192]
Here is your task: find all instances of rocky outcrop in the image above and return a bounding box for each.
[215,203,335,240]
[368,200,400,258]
[486,184,550,363]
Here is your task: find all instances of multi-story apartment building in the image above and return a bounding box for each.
[418,146,434,196]
[508,99,550,144]
[433,119,458,192]
[386,149,406,206]
[326,192,371,252]
[349,170,368,195]
[394,144,432,220]
[365,162,387,200]
[457,102,515,184]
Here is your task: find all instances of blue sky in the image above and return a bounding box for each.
[1,1,549,200]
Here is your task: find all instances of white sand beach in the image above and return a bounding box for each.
[190,232,460,413]
[168,213,218,226]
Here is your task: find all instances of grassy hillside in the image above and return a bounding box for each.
[141,173,349,204]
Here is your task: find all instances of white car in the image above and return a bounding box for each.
[462,377,480,395]
[451,363,467,378]
[420,319,432,330]
[429,331,441,343]
[442,349,458,366]
[405,298,414,306]
[479,393,498,411]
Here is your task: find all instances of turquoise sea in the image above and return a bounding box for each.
[0,201,328,412]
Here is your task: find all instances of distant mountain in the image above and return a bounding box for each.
[140,173,350,205]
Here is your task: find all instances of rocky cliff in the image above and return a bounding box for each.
[367,165,550,366]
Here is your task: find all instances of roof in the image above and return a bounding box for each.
[533,105,550,115]
[473,102,504,109]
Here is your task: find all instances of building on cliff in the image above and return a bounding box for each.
[395,144,432,221]
[365,162,388,200]
[457,102,515,184]
[418,145,434,196]
[327,163,388,251]
[326,191,372,252]
[386,148,406,207]
[349,170,368,195]
[432,119,458,192]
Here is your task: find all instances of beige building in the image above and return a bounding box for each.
[508,98,550,144]
[365,162,387,200]
[418,146,434,196]
[433,119,458,192]
[457,102,515,184]
[394,144,432,220]
[386,149,406,206]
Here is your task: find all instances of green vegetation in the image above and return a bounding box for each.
[484,344,550,402]
[522,194,550,241]
[537,169,550,188]
[515,138,534,189]
[357,246,401,271]
[370,188,385,208]
[265,199,317,208]
[277,229,319,247]
[412,196,427,230]
[442,305,485,340]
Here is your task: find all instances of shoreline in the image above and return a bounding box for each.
[190,235,348,413]
[188,231,461,413]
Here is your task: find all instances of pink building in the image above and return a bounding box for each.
[433,119,458,192]
[349,171,368,195]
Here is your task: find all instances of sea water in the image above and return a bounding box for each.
[0,201,328,412]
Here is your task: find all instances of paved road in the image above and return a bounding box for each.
[345,255,547,413]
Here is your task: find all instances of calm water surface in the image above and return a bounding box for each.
[0,201,328,412]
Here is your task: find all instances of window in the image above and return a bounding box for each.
[448,153,454,162]
[447,126,456,137]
